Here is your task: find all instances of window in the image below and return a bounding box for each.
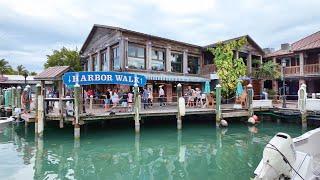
[83,62,88,71]
[171,53,183,73]
[128,43,145,70]
[187,56,199,74]
[101,52,109,71]
[151,49,165,71]
[111,46,120,71]
[92,56,97,71]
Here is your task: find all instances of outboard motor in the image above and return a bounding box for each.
[255,133,296,180]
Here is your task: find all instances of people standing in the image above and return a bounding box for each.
[159,86,165,107]
[127,90,133,112]
[148,88,153,108]
[142,88,149,109]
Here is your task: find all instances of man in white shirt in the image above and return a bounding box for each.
[159,86,165,107]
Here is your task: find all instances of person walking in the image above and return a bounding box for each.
[147,88,153,108]
[159,86,165,107]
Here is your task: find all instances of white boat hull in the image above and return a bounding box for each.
[254,128,320,180]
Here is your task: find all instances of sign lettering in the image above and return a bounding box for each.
[62,71,147,87]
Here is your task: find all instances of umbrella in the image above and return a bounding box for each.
[204,81,210,93]
[236,81,243,97]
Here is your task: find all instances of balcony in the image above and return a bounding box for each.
[284,66,300,76]
[304,64,320,75]
[201,64,216,75]
[283,64,320,76]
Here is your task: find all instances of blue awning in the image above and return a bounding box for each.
[137,72,210,83]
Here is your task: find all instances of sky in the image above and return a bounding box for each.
[0,0,319,73]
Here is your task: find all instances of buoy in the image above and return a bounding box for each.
[220,119,228,127]
[248,117,255,125]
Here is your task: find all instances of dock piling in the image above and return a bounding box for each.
[89,95,93,112]
[133,83,140,133]
[74,84,81,139]
[298,83,307,128]
[16,86,22,109]
[37,95,44,137]
[177,83,182,130]
[215,84,222,127]
[11,87,16,108]
[35,84,41,135]
[58,80,64,128]
[247,84,254,118]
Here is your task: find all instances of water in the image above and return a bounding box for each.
[0,117,310,180]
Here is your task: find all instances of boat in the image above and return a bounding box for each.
[254,128,320,180]
[0,116,14,132]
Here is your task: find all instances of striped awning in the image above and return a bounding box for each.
[136,72,210,83]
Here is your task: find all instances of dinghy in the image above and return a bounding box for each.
[254,128,320,179]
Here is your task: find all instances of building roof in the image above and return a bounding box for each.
[204,35,265,54]
[264,49,294,58]
[291,31,320,51]
[0,75,38,84]
[265,31,320,58]
[34,66,71,81]
[80,24,202,54]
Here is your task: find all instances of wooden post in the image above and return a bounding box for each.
[133,83,140,133]
[74,84,81,139]
[35,84,41,135]
[8,87,12,107]
[58,80,64,128]
[16,86,22,108]
[11,87,16,108]
[89,95,93,112]
[247,84,254,118]
[25,85,31,113]
[37,94,44,137]
[298,83,307,128]
[177,83,182,130]
[215,84,222,127]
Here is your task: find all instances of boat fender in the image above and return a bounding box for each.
[178,97,186,116]
[248,117,256,124]
[220,119,228,127]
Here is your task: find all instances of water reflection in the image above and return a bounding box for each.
[0,121,308,180]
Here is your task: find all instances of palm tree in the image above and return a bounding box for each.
[0,59,12,76]
[16,65,27,75]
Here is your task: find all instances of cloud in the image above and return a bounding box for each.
[0,0,319,72]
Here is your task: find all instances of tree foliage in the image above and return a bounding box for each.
[44,47,82,71]
[16,64,28,75]
[208,37,247,97]
[0,59,13,75]
[252,61,281,80]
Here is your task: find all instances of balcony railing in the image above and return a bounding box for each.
[201,64,216,75]
[284,66,300,76]
[304,64,320,75]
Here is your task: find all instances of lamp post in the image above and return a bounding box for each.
[281,59,286,108]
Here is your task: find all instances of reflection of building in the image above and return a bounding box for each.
[80,24,265,100]
[265,31,320,96]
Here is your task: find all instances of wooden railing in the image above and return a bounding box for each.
[201,64,216,75]
[304,64,320,75]
[284,66,300,76]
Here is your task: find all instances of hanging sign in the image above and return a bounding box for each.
[62,71,147,87]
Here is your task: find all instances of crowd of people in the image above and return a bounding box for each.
[83,85,208,112]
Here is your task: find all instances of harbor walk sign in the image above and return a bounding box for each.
[62,71,147,87]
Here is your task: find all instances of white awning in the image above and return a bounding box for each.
[136,72,210,83]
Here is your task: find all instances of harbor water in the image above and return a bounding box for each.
[0,116,309,180]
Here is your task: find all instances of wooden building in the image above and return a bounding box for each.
[80,24,209,102]
[265,31,320,96]
[80,25,265,100]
